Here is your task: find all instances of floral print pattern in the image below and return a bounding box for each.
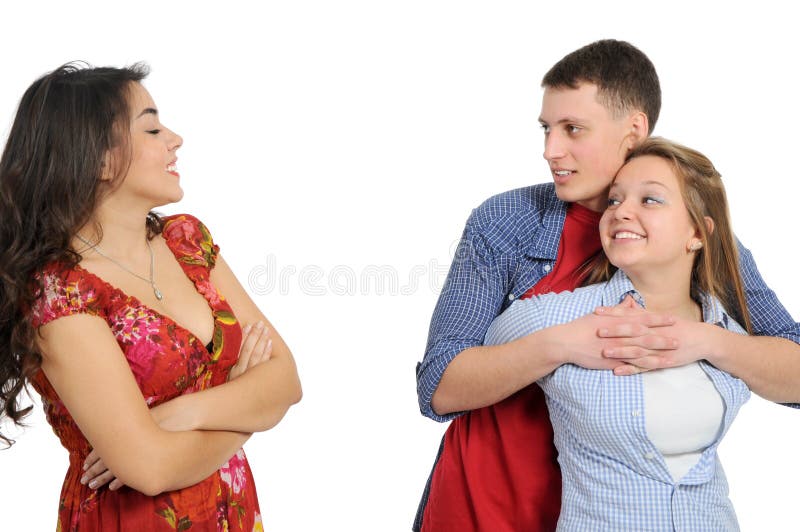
[29,214,262,531]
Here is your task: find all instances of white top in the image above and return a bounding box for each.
[642,361,725,481]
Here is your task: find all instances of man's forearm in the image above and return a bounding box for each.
[707,329,800,403]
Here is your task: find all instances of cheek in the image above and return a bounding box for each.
[598,215,610,234]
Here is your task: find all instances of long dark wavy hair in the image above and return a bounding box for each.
[0,62,163,446]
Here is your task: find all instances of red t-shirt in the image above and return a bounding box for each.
[422,203,602,532]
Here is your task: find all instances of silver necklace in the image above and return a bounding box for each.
[76,234,164,301]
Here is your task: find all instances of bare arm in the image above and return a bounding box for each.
[82,322,272,491]
[156,254,302,433]
[432,304,676,416]
[598,239,800,404]
[708,332,800,403]
[603,313,800,403]
[39,314,251,496]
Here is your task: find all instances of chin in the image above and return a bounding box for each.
[166,187,185,203]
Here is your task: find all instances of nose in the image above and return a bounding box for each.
[167,128,183,151]
[613,198,635,220]
[543,131,565,162]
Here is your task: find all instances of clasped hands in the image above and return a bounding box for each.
[80,322,273,491]
[573,294,706,376]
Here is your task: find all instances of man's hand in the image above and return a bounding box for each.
[554,295,679,375]
[592,295,711,375]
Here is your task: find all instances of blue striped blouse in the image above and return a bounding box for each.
[485,270,748,531]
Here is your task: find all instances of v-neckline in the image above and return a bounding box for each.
[74,233,218,351]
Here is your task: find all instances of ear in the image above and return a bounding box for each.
[703,216,715,235]
[626,111,649,150]
[99,150,115,182]
[687,216,714,252]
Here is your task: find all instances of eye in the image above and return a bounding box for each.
[146,129,161,135]
[643,196,665,205]
[567,125,581,134]
[539,123,550,134]
[607,197,621,207]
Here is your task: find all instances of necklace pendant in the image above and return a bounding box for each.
[154,286,163,301]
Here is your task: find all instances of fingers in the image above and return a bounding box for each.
[598,323,651,338]
[109,478,125,491]
[80,453,119,490]
[83,448,101,472]
[230,322,272,381]
[250,325,272,365]
[613,364,651,376]
[602,334,679,356]
[236,323,259,367]
[606,348,675,370]
[594,305,676,328]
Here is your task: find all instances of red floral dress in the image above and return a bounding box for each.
[29,214,262,532]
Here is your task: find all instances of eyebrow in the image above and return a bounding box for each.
[640,180,668,188]
[537,116,584,125]
[610,179,669,190]
[136,108,158,119]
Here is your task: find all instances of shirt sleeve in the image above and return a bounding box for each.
[415,216,514,422]
[736,239,800,409]
[29,267,102,328]
[162,214,220,271]
[484,299,547,346]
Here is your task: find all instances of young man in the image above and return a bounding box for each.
[414,39,800,531]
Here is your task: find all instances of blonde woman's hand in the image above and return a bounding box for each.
[228,322,273,381]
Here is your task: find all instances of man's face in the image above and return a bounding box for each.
[539,83,634,212]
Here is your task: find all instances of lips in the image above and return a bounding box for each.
[167,160,179,177]
[552,168,574,184]
[613,230,646,240]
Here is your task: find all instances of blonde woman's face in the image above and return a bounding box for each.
[599,155,699,280]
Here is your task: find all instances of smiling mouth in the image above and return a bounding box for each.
[552,169,574,183]
[167,163,179,176]
[613,231,646,240]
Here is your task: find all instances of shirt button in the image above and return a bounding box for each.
[543,264,552,272]
[508,294,515,301]
[632,410,641,417]
[645,452,656,460]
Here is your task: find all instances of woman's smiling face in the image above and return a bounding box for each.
[105,82,184,208]
[599,155,700,281]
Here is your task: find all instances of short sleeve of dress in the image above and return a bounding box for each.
[29,265,104,328]
[161,214,220,271]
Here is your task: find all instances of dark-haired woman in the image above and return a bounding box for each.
[0,63,301,531]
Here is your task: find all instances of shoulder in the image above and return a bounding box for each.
[700,293,748,336]
[161,213,220,269]
[469,183,563,228]
[29,263,107,328]
[521,283,603,319]
[486,284,602,344]
[464,184,566,251]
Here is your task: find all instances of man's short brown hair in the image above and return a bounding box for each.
[542,39,661,134]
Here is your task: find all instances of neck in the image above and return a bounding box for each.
[76,199,152,260]
[624,267,700,321]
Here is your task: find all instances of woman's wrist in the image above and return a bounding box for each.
[150,394,199,432]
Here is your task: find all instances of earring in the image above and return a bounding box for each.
[689,241,703,251]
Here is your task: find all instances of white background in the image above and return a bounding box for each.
[1,1,799,530]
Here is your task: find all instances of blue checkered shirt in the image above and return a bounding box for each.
[416,183,800,421]
[486,270,748,531]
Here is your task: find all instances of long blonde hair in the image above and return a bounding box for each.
[582,137,752,332]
